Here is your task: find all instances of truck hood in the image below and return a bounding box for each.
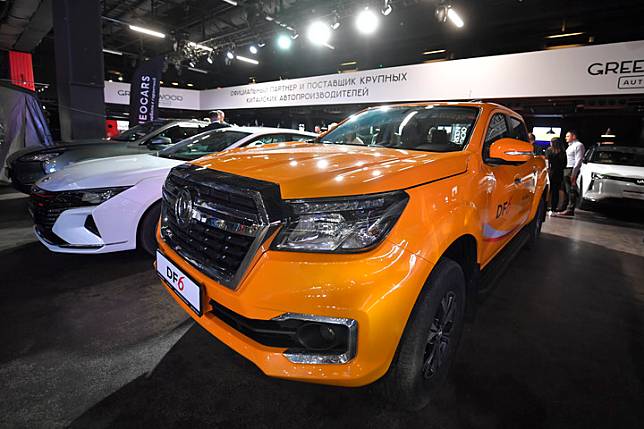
[37,154,183,191]
[192,142,470,199]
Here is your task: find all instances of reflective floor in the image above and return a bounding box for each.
[1,186,643,428]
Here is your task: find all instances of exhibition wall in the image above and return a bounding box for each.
[105,40,644,111]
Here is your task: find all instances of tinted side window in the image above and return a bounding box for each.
[158,125,203,143]
[507,116,529,142]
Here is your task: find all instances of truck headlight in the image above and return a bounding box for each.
[272,191,408,252]
[76,187,130,204]
[20,152,61,162]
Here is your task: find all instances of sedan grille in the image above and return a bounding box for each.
[29,189,94,244]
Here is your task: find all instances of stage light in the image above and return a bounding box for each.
[102,48,123,56]
[236,55,259,65]
[171,82,179,86]
[447,7,464,28]
[187,41,213,52]
[249,45,258,54]
[226,50,235,60]
[381,0,392,16]
[277,34,292,49]
[355,8,379,35]
[129,25,165,38]
[207,53,214,64]
[307,21,331,46]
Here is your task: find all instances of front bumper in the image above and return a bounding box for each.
[583,177,644,203]
[157,233,433,387]
[31,193,146,254]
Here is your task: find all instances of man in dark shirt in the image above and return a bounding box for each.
[203,110,230,131]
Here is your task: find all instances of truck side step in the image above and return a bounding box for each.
[478,228,530,295]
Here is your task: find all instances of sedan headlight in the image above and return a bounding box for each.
[77,187,130,204]
[20,152,62,162]
[591,172,607,180]
[272,191,408,253]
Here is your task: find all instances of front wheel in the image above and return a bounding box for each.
[138,201,162,255]
[380,258,466,411]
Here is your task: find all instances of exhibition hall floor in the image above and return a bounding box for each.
[1,187,643,428]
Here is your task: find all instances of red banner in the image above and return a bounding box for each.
[9,51,36,91]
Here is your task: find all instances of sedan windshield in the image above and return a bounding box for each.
[591,149,644,167]
[111,121,168,142]
[159,129,251,161]
[318,106,479,152]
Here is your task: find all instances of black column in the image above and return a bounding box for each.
[53,0,105,141]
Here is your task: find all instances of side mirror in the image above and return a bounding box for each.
[147,136,172,146]
[489,138,534,163]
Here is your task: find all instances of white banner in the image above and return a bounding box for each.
[104,81,200,110]
[106,40,644,111]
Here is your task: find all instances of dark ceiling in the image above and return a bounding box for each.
[18,0,644,90]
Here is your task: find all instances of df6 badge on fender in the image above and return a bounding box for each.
[157,102,548,410]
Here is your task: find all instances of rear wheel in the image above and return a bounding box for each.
[380,258,466,411]
[138,201,162,256]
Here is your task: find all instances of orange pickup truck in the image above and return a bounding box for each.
[156,102,548,409]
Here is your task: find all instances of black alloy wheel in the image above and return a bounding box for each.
[422,291,457,379]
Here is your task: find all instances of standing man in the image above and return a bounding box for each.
[559,130,585,216]
[203,110,230,131]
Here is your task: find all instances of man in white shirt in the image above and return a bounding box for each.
[560,130,585,216]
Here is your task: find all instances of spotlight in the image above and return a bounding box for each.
[447,7,464,28]
[257,39,266,48]
[381,0,392,16]
[207,52,214,64]
[355,8,379,35]
[277,34,292,49]
[226,50,235,60]
[331,13,341,30]
[436,5,464,28]
[188,59,196,67]
[249,45,258,54]
[307,21,331,46]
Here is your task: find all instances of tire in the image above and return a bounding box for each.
[138,201,162,256]
[527,196,545,249]
[576,179,592,211]
[380,258,466,411]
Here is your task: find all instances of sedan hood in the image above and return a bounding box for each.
[37,154,183,191]
[588,162,644,179]
[191,142,470,199]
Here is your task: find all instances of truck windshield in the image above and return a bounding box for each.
[159,129,251,161]
[318,106,479,152]
[591,149,644,167]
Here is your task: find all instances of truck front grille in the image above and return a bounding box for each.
[160,164,282,289]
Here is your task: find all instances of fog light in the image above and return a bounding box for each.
[273,313,358,364]
[296,323,340,350]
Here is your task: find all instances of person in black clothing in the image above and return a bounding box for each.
[203,110,230,131]
[545,136,567,212]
